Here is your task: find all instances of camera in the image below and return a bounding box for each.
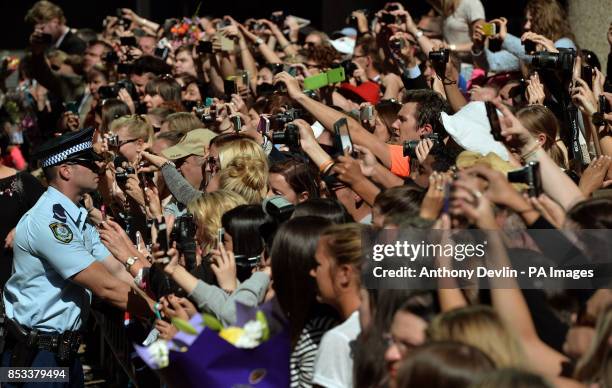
[379,12,398,25]
[347,9,369,26]
[103,51,119,64]
[592,95,611,127]
[403,133,441,158]
[339,60,358,78]
[428,49,450,65]
[115,166,135,184]
[270,109,302,131]
[271,123,300,149]
[507,161,542,197]
[98,79,138,101]
[193,102,215,123]
[532,48,576,77]
[262,195,295,223]
[389,37,404,53]
[196,41,213,55]
[270,11,286,27]
[171,214,198,272]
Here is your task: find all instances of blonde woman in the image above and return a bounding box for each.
[218,155,268,205]
[427,305,526,369]
[188,189,247,252]
[142,134,269,205]
[109,115,154,165]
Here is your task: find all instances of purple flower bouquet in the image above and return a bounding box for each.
[135,301,290,387]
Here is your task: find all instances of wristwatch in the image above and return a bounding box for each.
[414,30,424,39]
[125,256,138,271]
[255,37,265,46]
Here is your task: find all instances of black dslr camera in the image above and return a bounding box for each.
[429,49,450,65]
[270,109,302,131]
[338,60,358,79]
[171,214,198,272]
[403,133,441,158]
[98,79,139,101]
[507,161,542,197]
[271,123,300,150]
[532,48,576,78]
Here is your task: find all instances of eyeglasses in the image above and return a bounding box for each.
[107,134,139,148]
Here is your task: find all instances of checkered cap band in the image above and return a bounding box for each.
[41,140,93,168]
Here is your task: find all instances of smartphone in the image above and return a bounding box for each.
[257,115,271,134]
[217,33,235,52]
[63,101,79,114]
[217,227,225,247]
[224,78,237,97]
[154,47,169,60]
[523,39,536,54]
[582,65,593,89]
[241,70,250,87]
[303,72,329,90]
[326,67,346,84]
[120,36,137,47]
[157,221,169,254]
[360,105,374,122]
[231,115,242,132]
[481,23,497,37]
[485,101,503,141]
[197,41,213,55]
[333,117,355,156]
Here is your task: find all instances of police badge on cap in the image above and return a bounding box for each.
[34,127,99,168]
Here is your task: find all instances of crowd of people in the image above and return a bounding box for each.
[1,0,612,387]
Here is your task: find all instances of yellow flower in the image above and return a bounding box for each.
[219,327,245,345]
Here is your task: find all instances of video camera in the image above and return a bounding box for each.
[271,123,300,150]
[403,133,442,158]
[508,161,542,197]
[532,48,576,78]
[270,109,302,131]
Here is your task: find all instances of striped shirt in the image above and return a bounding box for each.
[290,314,338,387]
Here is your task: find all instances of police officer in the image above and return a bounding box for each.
[1,128,152,387]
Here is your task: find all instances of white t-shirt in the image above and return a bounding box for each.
[443,0,485,46]
[312,310,361,388]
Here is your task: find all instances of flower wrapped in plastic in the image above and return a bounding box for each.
[134,301,290,387]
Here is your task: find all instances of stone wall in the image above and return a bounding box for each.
[568,0,610,70]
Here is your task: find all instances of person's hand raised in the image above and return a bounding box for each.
[273,72,304,100]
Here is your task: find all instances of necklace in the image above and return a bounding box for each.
[0,175,19,197]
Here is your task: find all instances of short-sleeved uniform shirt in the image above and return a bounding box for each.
[3,186,110,332]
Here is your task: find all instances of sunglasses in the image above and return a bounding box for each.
[107,134,139,148]
[65,157,102,173]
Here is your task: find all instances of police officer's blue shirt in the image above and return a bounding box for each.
[3,186,110,332]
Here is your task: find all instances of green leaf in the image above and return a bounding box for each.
[171,317,198,335]
[202,313,223,331]
[256,311,270,341]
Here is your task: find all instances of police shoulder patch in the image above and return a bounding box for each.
[49,222,73,243]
